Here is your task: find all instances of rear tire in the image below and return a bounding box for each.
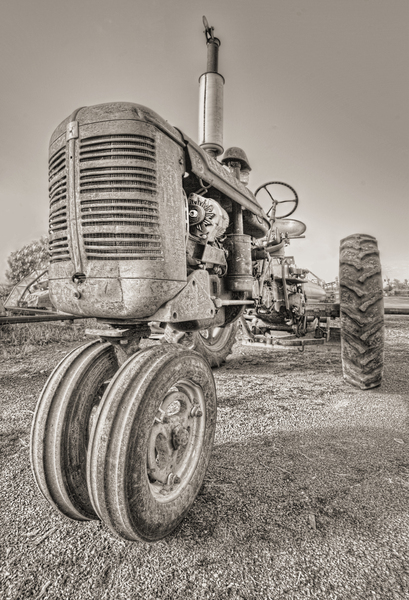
[339,234,384,389]
[190,321,238,367]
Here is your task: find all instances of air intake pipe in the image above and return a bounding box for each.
[198,17,224,157]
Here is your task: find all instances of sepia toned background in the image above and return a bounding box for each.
[0,0,407,282]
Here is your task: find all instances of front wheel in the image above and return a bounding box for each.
[87,344,217,542]
[339,234,384,389]
[30,340,118,521]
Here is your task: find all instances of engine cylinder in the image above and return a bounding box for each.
[224,234,253,292]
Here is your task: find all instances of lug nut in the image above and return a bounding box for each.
[165,473,181,486]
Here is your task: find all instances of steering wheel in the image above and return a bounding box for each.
[254,181,299,219]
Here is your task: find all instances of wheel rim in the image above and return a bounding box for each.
[198,326,224,346]
[147,380,206,503]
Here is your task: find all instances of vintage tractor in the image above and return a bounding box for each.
[30,18,384,542]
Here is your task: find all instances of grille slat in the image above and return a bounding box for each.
[50,240,68,249]
[80,186,156,194]
[81,180,156,190]
[48,146,70,263]
[49,148,66,169]
[80,142,155,153]
[83,233,160,240]
[81,133,154,145]
[81,174,156,183]
[79,153,156,163]
[49,176,67,195]
[85,256,161,261]
[49,148,67,181]
[85,248,162,255]
[81,166,156,175]
[84,241,161,248]
[81,206,159,221]
[50,196,67,209]
[80,198,158,207]
[81,220,160,228]
[50,203,68,216]
[50,187,67,203]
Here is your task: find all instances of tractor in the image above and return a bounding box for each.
[30,17,384,542]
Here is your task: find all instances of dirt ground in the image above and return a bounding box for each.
[0,316,408,600]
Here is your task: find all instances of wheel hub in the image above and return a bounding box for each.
[147,385,205,498]
[172,424,190,449]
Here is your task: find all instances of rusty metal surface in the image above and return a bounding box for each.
[85,323,151,365]
[224,234,253,292]
[149,270,217,323]
[182,133,269,229]
[304,302,341,318]
[48,102,188,319]
[49,103,185,148]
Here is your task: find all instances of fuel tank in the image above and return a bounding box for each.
[48,102,187,319]
[302,281,327,303]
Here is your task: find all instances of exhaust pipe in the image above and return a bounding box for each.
[198,17,224,157]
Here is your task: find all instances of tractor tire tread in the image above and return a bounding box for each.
[339,234,384,389]
[190,321,238,367]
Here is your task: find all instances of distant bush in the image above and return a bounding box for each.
[6,236,49,284]
[0,320,92,358]
[394,290,409,297]
[0,283,12,302]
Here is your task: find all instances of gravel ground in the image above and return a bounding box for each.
[0,317,408,600]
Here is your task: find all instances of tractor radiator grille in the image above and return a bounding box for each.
[82,232,162,260]
[79,166,157,195]
[79,134,163,261]
[48,147,70,263]
[79,134,156,164]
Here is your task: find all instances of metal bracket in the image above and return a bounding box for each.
[85,324,151,365]
[66,121,79,140]
[203,16,214,41]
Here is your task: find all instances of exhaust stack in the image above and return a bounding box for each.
[198,16,224,157]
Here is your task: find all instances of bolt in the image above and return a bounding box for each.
[190,406,203,417]
[73,291,81,299]
[174,476,181,484]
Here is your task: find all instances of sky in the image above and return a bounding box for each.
[0,0,408,283]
